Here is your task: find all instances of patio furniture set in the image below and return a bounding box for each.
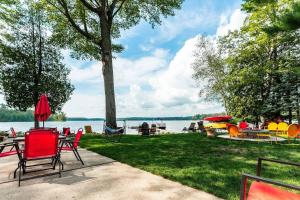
[227,122,299,141]
[0,127,84,186]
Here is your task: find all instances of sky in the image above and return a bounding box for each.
[1,0,247,118]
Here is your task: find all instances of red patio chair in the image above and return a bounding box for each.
[61,128,84,165]
[63,127,71,137]
[10,127,17,138]
[239,121,248,130]
[15,129,64,186]
[240,158,300,200]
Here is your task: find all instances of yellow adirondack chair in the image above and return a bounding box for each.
[268,122,278,131]
[277,122,289,137]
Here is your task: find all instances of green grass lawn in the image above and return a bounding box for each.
[79,133,300,200]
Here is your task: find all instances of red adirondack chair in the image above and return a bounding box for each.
[61,128,84,165]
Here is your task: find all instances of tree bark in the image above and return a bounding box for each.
[100,8,117,128]
[288,107,292,124]
[297,98,300,124]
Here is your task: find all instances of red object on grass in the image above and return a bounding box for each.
[247,181,300,200]
[203,115,232,122]
[34,94,51,126]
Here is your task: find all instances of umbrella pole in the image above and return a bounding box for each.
[43,121,44,128]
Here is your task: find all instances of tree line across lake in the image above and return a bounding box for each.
[0,105,66,122]
[0,104,225,122]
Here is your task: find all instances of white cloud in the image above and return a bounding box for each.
[70,62,102,84]
[62,37,224,118]
[63,93,105,118]
[152,11,207,42]
[150,37,199,106]
[216,9,247,37]
[114,48,170,87]
[0,8,244,118]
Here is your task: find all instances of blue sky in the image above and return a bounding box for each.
[118,0,243,58]
[61,0,246,118]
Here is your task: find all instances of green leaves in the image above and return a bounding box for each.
[0,1,74,113]
[43,0,184,60]
[193,0,300,123]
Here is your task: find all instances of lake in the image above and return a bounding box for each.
[0,120,197,134]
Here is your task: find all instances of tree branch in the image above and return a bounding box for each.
[56,0,101,46]
[78,0,100,13]
[112,0,127,18]
[110,0,118,10]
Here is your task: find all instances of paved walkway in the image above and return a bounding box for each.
[0,148,221,200]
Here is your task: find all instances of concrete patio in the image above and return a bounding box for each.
[0,148,221,200]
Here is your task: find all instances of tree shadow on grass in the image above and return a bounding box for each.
[80,134,300,200]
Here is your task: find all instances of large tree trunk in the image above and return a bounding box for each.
[100,9,117,129]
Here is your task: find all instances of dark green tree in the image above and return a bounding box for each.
[0,1,74,127]
[243,0,300,32]
[193,0,300,125]
[42,0,184,128]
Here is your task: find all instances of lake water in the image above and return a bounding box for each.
[0,120,197,134]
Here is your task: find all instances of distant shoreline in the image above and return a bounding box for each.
[0,116,196,122]
[68,117,195,121]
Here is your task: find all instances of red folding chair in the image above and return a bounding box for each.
[61,128,84,165]
[15,129,64,186]
[240,158,300,200]
[63,127,71,137]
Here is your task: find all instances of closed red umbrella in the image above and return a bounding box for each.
[34,94,52,127]
[203,115,232,122]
